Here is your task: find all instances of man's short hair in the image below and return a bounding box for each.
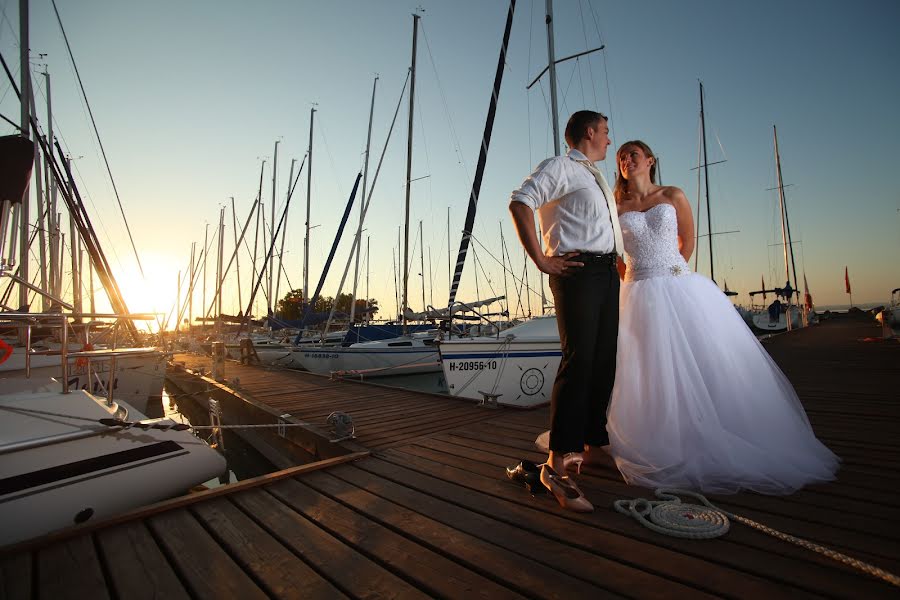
[564,110,608,147]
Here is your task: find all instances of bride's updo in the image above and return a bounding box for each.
[614,140,657,202]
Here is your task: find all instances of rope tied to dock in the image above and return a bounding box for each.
[616,488,900,587]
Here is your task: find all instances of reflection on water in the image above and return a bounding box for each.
[145,384,277,487]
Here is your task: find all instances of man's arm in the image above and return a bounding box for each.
[509,202,582,276]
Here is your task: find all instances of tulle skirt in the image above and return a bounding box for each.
[605,272,839,494]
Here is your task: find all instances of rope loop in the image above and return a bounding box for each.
[614,488,730,539]
[615,488,900,587]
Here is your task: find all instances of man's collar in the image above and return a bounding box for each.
[567,148,590,162]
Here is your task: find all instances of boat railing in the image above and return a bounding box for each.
[0,311,159,404]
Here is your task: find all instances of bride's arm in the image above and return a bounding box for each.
[670,188,695,262]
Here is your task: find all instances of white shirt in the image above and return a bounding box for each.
[510,149,616,257]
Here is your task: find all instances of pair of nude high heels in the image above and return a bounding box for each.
[539,463,593,513]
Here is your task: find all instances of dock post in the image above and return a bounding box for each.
[211,341,225,381]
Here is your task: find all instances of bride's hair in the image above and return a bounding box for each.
[614,140,657,202]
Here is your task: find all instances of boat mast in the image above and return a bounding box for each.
[402,13,419,334]
[304,108,315,308]
[351,76,378,324]
[201,222,208,329]
[773,125,796,330]
[419,220,425,314]
[66,156,82,318]
[45,69,60,301]
[365,235,370,322]
[231,197,242,312]
[18,0,30,311]
[446,0,516,310]
[274,158,295,309]
[699,81,714,283]
[251,160,264,319]
[188,241,195,332]
[545,0,560,155]
[216,206,225,326]
[268,140,279,317]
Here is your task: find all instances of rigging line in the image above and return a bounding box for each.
[578,0,600,109]
[316,115,347,202]
[469,231,542,299]
[585,0,617,144]
[50,0,144,278]
[419,22,471,180]
[29,70,123,274]
[559,63,580,124]
[472,247,501,302]
[0,108,20,129]
[0,0,17,45]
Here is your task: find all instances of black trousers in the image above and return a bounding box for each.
[547,254,619,453]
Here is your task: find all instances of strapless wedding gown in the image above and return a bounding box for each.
[606,203,838,494]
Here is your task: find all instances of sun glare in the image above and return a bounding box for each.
[111,254,177,326]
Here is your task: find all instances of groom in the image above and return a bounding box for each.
[509,110,621,506]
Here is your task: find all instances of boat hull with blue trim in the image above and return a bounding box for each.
[438,316,561,408]
[0,384,226,546]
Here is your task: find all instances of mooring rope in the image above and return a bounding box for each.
[615,488,900,587]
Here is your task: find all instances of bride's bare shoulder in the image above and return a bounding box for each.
[657,186,688,206]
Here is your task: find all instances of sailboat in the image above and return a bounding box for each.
[0,8,224,545]
[439,1,602,406]
[750,126,804,333]
[1,142,224,547]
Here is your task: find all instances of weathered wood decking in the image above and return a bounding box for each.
[168,354,505,450]
[1,314,898,598]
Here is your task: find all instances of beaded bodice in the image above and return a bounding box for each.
[620,203,691,282]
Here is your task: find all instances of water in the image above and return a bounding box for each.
[144,384,278,486]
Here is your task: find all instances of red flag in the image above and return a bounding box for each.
[761,275,766,302]
[844,266,851,295]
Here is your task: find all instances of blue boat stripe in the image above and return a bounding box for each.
[442,351,561,359]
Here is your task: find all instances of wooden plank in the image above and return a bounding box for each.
[435,429,900,570]
[231,488,430,600]
[0,553,30,600]
[148,508,267,600]
[394,437,898,598]
[349,455,788,599]
[2,451,369,556]
[266,477,525,600]
[95,522,190,600]
[190,498,346,598]
[36,535,109,600]
[300,468,623,598]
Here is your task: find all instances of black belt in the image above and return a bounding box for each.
[573,252,618,264]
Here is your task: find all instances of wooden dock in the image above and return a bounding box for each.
[2,313,898,598]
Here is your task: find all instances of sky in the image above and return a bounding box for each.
[2,0,899,328]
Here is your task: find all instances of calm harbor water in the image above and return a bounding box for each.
[145,384,277,486]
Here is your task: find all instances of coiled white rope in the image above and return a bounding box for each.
[615,488,899,588]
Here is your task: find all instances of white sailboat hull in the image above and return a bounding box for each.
[439,316,562,408]
[0,348,166,414]
[0,388,226,546]
[295,345,440,377]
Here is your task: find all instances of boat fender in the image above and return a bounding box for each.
[0,339,12,364]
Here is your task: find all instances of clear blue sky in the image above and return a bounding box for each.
[2,0,898,324]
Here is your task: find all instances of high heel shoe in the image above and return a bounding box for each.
[563,452,584,474]
[540,464,594,513]
[506,460,546,494]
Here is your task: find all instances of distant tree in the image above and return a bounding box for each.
[278,289,379,322]
[277,289,305,320]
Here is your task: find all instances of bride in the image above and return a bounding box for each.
[539,140,838,495]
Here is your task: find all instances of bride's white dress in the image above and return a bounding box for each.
[538,203,839,495]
